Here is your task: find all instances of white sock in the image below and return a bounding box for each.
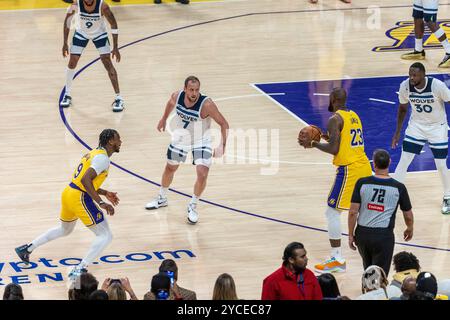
[331,247,343,261]
[65,67,75,96]
[115,93,122,100]
[434,158,450,197]
[190,194,199,207]
[80,220,113,268]
[415,38,423,52]
[159,187,168,198]
[441,39,450,55]
[28,221,76,252]
[393,151,416,183]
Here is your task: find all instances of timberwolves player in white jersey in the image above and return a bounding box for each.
[392,62,450,214]
[60,0,124,112]
[145,76,229,224]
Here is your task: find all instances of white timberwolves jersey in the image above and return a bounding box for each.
[399,76,450,126]
[170,90,211,146]
[74,0,108,39]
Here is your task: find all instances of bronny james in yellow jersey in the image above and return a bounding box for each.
[15,129,121,279]
[298,88,372,273]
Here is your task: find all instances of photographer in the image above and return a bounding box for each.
[101,277,138,300]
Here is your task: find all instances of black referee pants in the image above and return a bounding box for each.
[355,226,395,277]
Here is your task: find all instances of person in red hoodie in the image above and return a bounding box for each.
[261,242,323,300]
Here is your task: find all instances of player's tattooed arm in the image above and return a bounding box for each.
[391,103,409,149]
[102,3,120,62]
[312,114,342,155]
[62,4,77,57]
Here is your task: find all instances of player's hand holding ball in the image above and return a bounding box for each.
[298,125,322,148]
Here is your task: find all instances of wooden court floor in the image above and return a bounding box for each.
[0,0,449,299]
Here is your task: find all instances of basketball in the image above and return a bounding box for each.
[298,125,322,147]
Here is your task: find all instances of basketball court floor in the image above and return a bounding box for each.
[1,0,449,299]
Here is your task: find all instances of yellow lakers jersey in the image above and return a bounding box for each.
[71,148,109,191]
[333,109,369,166]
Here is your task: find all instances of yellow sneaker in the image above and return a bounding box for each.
[314,257,346,273]
[401,50,425,60]
[438,54,450,68]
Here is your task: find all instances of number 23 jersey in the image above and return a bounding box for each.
[399,76,450,126]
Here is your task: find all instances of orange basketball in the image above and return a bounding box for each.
[298,125,322,146]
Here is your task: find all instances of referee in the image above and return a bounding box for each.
[348,149,414,277]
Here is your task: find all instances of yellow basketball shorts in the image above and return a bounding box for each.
[60,184,105,227]
[327,160,372,210]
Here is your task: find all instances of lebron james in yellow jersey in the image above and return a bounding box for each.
[299,88,372,273]
[15,129,121,279]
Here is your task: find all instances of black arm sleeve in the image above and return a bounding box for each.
[351,178,363,203]
[398,183,412,211]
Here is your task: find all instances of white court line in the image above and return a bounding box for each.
[313,93,329,96]
[369,98,396,105]
[250,83,309,126]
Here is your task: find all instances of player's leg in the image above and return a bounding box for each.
[393,125,425,182]
[79,219,113,269]
[15,221,77,264]
[95,32,123,112]
[15,186,78,264]
[429,124,450,213]
[145,144,185,210]
[99,53,123,112]
[186,146,213,224]
[314,166,347,273]
[401,0,426,60]
[67,192,112,278]
[61,32,88,107]
[421,1,450,67]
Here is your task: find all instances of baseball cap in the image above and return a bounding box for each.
[416,272,438,299]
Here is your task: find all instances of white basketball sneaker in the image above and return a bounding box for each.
[112,97,124,112]
[187,203,198,224]
[60,95,72,108]
[145,195,168,210]
[442,197,450,215]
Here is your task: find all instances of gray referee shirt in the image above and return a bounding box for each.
[351,176,412,230]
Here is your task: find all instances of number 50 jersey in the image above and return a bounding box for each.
[71,0,108,40]
[399,76,450,126]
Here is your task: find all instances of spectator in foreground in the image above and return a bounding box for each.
[144,272,172,300]
[102,278,138,300]
[357,265,391,300]
[212,273,238,300]
[390,251,420,289]
[317,273,350,300]
[3,283,24,300]
[159,259,197,300]
[261,242,322,300]
[410,272,448,300]
[89,289,109,300]
[69,272,99,300]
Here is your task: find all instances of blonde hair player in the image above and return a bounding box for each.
[15,129,122,279]
[60,0,124,112]
[298,88,372,273]
[145,76,229,224]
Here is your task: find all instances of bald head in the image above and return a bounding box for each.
[328,87,347,112]
[401,277,416,297]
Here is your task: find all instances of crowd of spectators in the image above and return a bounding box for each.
[3,244,449,300]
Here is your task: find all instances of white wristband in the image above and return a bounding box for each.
[111,29,119,34]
